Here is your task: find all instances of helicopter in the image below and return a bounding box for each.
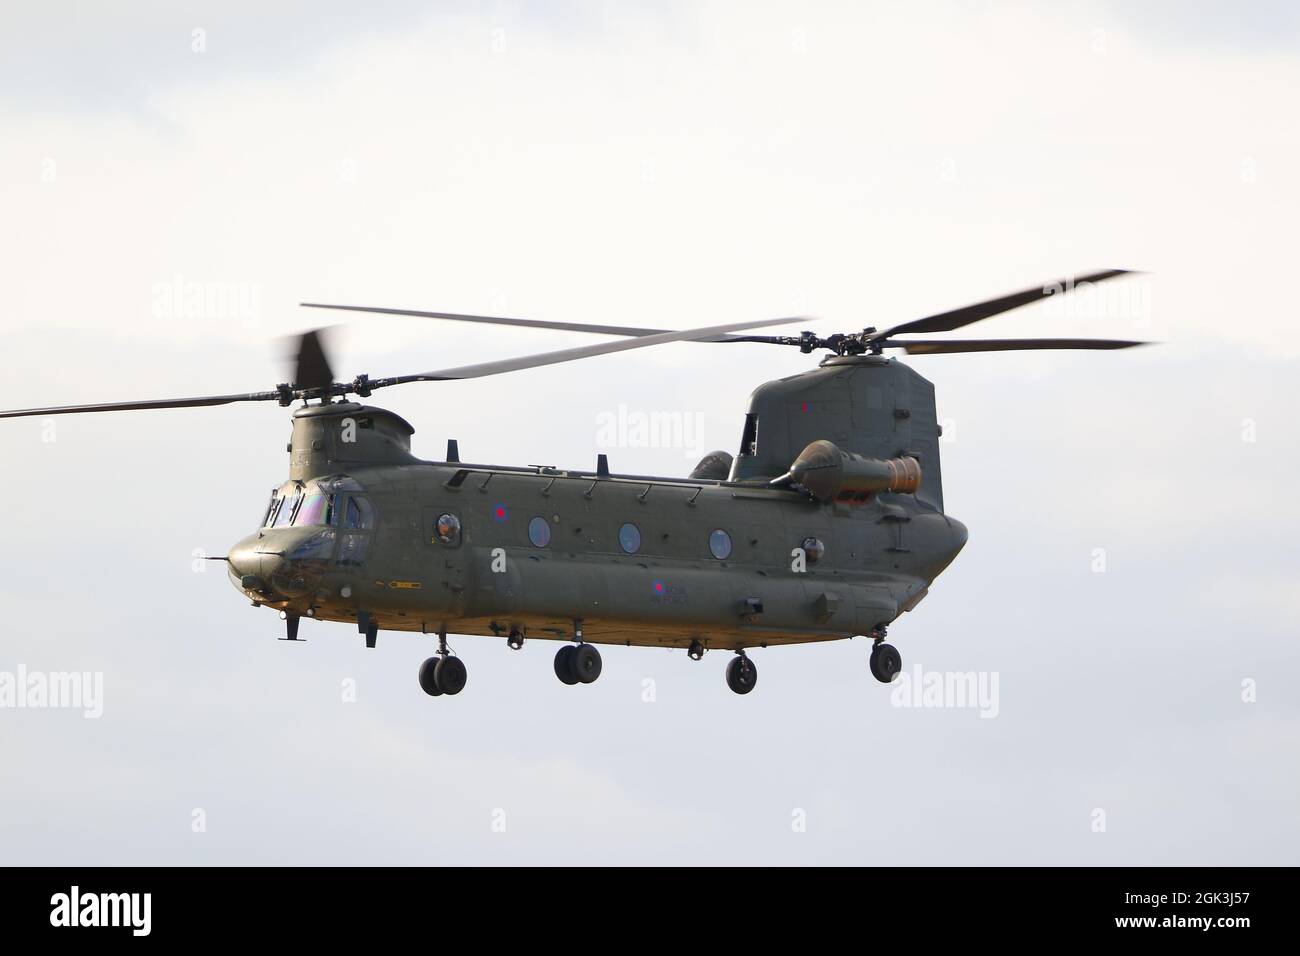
[0,270,1146,696]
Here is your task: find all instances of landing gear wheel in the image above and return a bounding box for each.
[554,645,580,685]
[725,655,758,695]
[687,639,704,661]
[570,644,602,684]
[418,657,443,697]
[434,655,468,695]
[869,643,902,684]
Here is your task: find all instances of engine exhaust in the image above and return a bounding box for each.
[770,439,921,503]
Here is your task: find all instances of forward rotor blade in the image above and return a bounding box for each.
[878,269,1137,339]
[294,329,334,390]
[0,391,282,420]
[300,302,678,338]
[889,337,1150,355]
[380,315,809,384]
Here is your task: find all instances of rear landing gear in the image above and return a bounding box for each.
[555,642,602,685]
[725,653,758,695]
[419,630,467,697]
[869,642,902,684]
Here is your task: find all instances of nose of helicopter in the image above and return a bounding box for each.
[227,529,332,600]
[227,535,286,594]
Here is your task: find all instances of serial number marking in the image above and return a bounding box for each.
[1125,891,1250,908]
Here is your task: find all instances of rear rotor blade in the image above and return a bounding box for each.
[377,315,809,385]
[877,269,1137,339]
[890,337,1150,355]
[0,391,281,420]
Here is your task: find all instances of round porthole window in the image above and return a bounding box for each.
[801,536,825,564]
[528,516,551,548]
[618,522,641,554]
[435,513,460,545]
[708,528,732,560]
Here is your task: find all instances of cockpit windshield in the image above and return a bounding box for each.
[260,478,372,531]
[272,493,301,528]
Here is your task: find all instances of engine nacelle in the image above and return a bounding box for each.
[689,449,734,481]
[772,439,921,503]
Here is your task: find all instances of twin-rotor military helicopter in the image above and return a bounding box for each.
[1,270,1146,696]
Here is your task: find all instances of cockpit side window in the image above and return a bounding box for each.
[294,493,333,527]
[336,494,375,566]
[343,496,375,530]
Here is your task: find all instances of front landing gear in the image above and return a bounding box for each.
[433,656,468,694]
[555,643,602,685]
[419,630,468,697]
[725,653,758,695]
[554,619,602,686]
[418,657,443,696]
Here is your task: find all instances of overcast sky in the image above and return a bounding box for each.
[1,0,1297,865]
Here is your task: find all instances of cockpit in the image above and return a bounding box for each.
[230,475,379,600]
[258,476,377,568]
[260,478,375,532]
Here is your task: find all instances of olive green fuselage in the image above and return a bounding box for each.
[227,356,968,651]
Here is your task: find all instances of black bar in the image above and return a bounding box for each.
[0,867,1287,942]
